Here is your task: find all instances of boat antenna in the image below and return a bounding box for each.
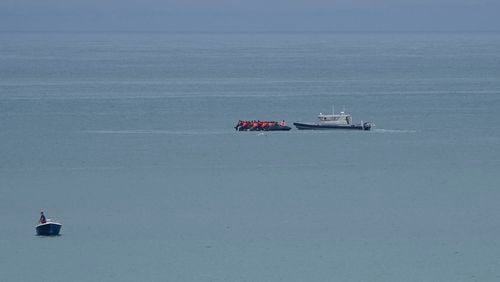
[332,105,334,115]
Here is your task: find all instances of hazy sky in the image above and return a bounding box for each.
[1,0,499,32]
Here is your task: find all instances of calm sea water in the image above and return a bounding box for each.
[1,32,500,281]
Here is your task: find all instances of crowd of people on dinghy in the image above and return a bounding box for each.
[235,120,290,131]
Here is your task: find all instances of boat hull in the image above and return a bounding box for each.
[237,125,291,131]
[36,223,62,236]
[293,122,371,131]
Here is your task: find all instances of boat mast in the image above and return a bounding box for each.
[332,105,334,115]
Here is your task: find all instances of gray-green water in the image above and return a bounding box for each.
[1,32,500,281]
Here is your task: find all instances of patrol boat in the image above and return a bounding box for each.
[293,107,372,131]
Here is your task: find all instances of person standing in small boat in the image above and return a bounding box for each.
[39,211,46,224]
[35,211,62,236]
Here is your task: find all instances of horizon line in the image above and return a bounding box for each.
[1,29,500,34]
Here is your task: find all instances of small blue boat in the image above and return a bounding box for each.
[36,221,62,236]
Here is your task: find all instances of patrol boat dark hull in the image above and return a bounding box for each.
[36,222,62,236]
[293,122,371,131]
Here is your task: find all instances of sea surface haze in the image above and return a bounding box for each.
[1,32,500,281]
